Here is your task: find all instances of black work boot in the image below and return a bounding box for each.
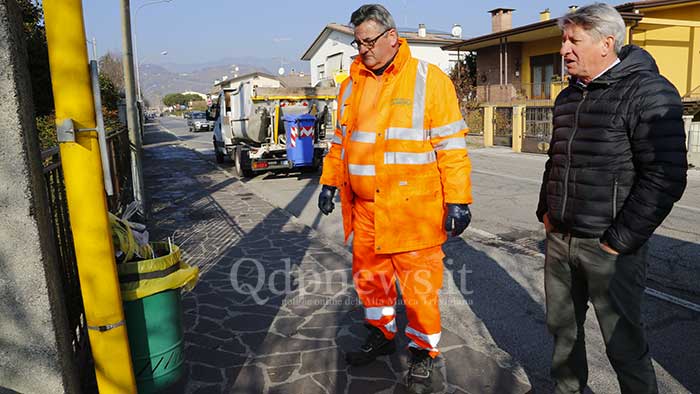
[406,347,435,394]
[345,324,396,366]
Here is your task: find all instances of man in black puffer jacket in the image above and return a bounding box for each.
[536,4,687,394]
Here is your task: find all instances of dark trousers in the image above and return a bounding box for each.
[544,232,658,394]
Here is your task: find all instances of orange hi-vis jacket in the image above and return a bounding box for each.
[320,39,472,254]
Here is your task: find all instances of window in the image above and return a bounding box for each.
[530,53,562,99]
[326,53,343,75]
[317,64,325,80]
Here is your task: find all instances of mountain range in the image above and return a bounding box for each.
[139,57,309,106]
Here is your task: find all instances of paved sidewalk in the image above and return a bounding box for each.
[142,124,531,394]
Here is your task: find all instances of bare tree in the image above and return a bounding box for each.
[449,53,484,133]
[98,52,124,94]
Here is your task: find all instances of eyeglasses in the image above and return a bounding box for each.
[350,28,392,50]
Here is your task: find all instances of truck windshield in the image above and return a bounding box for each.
[192,113,205,119]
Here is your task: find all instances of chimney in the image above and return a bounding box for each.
[540,8,551,21]
[451,24,462,38]
[418,23,427,38]
[569,5,578,13]
[489,8,515,33]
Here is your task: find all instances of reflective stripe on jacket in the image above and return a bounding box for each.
[320,39,472,253]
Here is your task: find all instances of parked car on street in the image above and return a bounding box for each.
[187,111,212,132]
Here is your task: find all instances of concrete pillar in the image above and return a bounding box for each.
[0,1,80,393]
[512,105,525,153]
[684,115,700,167]
[683,115,693,150]
[483,105,494,147]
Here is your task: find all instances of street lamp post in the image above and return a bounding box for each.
[133,0,173,100]
[120,0,148,219]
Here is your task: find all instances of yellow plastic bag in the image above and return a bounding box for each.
[117,242,199,301]
[109,213,152,262]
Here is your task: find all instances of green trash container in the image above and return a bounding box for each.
[123,289,185,393]
[114,239,199,393]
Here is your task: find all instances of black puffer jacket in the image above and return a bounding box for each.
[537,45,688,254]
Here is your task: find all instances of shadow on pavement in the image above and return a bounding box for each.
[443,237,555,393]
[444,231,700,394]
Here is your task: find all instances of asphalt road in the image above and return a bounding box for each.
[155,116,700,394]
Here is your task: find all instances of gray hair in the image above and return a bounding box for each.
[558,3,626,54]
[350,4,397,30]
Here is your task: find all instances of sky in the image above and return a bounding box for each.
[82,1,630,68]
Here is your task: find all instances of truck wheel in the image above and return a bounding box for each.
[214,143,225,164]
[234,146,254,178]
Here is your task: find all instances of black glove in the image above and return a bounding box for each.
[318,185,337,215]
[445,203,471,237]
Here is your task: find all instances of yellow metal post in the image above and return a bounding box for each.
[274,104,280,144]
[42,1,137,393]
[512,105,524,153]
[483,105,495,147]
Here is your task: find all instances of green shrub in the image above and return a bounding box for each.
[36,113,56,150]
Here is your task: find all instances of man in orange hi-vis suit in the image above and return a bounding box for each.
[317,4,472,393]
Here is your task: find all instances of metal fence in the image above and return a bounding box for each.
[39,125,133,391]
[105,126,134,214]
[41,147,96,392]
[523,106,554,154]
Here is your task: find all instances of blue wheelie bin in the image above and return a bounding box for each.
[282,114,317,167]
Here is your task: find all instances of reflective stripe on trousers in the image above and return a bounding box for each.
[351,198,444,354]
[365,306,397,334]
[406,326,441,354]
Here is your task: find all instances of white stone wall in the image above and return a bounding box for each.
[410,44,458,74]
[221,75,281,90]
[309,31,355,86]
[252,76,282,88]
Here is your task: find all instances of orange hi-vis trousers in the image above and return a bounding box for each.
[352,198,444,357]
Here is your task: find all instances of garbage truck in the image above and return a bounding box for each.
[207,81,337,178]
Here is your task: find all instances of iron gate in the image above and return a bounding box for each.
[523,107,553,154]
[493,107,513,147]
